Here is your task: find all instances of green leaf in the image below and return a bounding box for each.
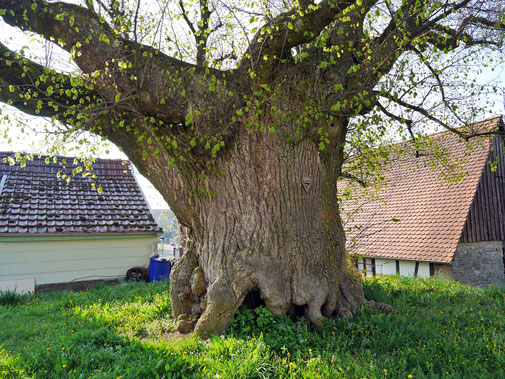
[331,103,341,111]
[185,113,192,126]
[99,34,110,44]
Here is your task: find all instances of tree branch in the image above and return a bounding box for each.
[469,16,505,31]
[376,101,419,157]
[372,1,478,59]
[0,0,243,133]
[340,171,368,187]
[196,0,212,66]
[376,91,469,138]
[0,41,99,121]
[0,0,119,73]
[419,18,503,51]
[178,0,215,65]
[241,0,356,80]
[355,0,500,97]
[179,0,197,35]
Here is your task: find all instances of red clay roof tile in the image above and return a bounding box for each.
[341,117,502,263]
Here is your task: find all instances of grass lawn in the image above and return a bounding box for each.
[1,276,505,378]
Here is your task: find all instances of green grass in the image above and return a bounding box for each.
[1,276,505,378]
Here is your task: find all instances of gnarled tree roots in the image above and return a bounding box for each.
[170,244,366,339]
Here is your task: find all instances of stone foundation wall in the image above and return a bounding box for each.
[434,264,453,280]
[452,241,505,287]
[36,279,120,293]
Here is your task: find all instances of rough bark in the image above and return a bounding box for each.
[165,121,365,338]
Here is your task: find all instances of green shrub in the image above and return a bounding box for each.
[0,290,24,306]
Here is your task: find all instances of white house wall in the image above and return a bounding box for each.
[373,242,505,286]
[0,279,35,294]
[374,259,396,275]
[400,261,416,276]
[0,236,157,287]
[374,259,431,278]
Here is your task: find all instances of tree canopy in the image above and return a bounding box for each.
[0,0,503,159]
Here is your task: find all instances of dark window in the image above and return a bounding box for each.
[357,257,375,277]
[429,263,435,277]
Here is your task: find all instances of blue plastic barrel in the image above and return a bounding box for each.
[148,257,171,282]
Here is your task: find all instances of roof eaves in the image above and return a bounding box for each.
[360,253,453,264]
[0,231,162,238]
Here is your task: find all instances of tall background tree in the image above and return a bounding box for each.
[0,0,504,337]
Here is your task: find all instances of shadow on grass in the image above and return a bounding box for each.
[0,281,200,378]
[1,281,289,378]
[2,276,505,378]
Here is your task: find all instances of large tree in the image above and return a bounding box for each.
[0,0,504,337]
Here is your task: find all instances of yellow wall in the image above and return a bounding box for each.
[0,236,157,285]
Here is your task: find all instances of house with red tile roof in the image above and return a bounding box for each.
[342,117,505,286]
[0,153,162,293]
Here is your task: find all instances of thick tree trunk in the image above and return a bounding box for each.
[169,125,365,338]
